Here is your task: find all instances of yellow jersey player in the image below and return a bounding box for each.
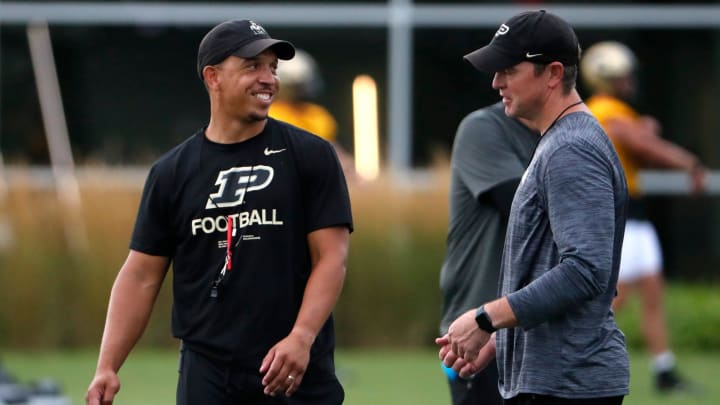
[271,49,355,177]
[583,41,706,393]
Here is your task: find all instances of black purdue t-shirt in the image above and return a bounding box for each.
[130,118,353,375]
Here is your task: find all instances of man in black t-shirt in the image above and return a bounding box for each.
[85,19,352,405]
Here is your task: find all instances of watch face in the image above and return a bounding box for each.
[475,307,496,333]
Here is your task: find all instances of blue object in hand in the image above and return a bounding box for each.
[441,362,458,382]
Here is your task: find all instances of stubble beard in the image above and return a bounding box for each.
[248,113,267,122]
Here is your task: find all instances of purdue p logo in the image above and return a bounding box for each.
[206,165,273,209]
[495,23,509,37]
[249,21,267,36]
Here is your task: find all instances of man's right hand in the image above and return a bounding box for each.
[85,370,121,405]
[436,332,497,379]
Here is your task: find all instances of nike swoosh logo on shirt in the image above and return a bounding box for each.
[264,147,287,156]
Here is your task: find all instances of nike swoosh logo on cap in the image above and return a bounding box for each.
[526,52,543,58]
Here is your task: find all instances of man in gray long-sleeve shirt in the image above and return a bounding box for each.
[437,10,629,404]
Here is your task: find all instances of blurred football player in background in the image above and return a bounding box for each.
[271,49,355,177]
[582,40,707,393]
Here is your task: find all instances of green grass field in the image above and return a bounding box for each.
[2,348,717,404]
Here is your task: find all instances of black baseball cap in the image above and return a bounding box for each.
[464,10,580,73]
[197,19,296,79]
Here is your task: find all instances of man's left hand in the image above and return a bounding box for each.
[447,308,491,362]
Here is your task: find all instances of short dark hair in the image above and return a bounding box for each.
[533,63,577,94]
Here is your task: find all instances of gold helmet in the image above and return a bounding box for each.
[580,41,637,94]
[277,49,322,100]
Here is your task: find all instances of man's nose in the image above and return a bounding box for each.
[491,73,503,89]
[258,66,276,83]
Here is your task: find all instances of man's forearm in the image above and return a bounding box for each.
[96,268,164,372]
[291,261,346,344]
[503,258,607,330]
[295,227,349,343]
[483,297,518,329]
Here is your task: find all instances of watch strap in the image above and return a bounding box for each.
[475,305,497,334]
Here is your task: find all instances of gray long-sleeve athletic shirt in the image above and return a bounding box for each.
[440,103,538,335]
[497,112,630,399]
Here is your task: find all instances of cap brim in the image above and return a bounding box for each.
[463,44,520,74]
[234,38,296,60]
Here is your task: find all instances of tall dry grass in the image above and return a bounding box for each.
[0,175,176,348]
[0,165,452,349]
[339,168,450,346]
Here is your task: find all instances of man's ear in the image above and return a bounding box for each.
[203,65,220,90]
[547,62,564,90]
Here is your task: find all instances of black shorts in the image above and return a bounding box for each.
[505,393,624,405]
[177,346,344,405]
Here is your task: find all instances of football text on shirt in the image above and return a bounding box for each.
[191,210,284,235]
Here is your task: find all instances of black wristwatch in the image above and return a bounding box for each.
[475,305,497,334]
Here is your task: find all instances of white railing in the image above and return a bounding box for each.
[4,2,720,27]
